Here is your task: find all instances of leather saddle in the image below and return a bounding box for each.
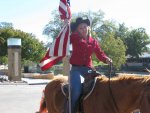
[61,70,101,98]
[61,70,101,113]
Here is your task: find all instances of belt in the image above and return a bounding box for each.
[72,64,86,67]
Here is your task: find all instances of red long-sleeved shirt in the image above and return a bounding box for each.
[70,32,108,68]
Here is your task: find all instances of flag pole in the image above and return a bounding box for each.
[68,66,71,113]
[63,55,71,113]
[63,19,71,113]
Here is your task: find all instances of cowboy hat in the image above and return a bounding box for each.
[71,17,90,32]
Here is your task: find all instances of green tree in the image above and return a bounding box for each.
[0,28,14,56]
[0,28,46,64]
[126,28,150,58]
[0,37,5,44]
[100,33,126,70]
[96,20,117,39]
[0,22,13,29]
[21,34,46,62]
[115,23,129,43]
[43,10,64,39]
[91,18,126,69]
[0,56,8,65]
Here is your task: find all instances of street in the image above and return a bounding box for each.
[0,84,46,113]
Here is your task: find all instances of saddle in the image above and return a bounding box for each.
[61,70,101,113]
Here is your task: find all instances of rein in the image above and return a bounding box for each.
[108,63,120,113]
[138,79,149,110]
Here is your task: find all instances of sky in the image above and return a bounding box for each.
[0,0,150,43]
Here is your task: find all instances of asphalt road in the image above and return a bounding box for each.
[0,84,46,113]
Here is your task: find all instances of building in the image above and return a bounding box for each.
[124,52,150,71]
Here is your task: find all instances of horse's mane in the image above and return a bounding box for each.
[97,74,150,85]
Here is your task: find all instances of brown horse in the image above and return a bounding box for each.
[39,74,150,113]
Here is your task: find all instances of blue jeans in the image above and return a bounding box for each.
[66,66,93,113]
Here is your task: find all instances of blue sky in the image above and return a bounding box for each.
[0,0,150,43]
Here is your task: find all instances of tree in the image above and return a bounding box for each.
[0,28,14,57]
[0,37,5,44]
[125,28,150,58]
[0,56,8,65]
[92,32,126,70]
[21,34,46,62]
[91,19,126,70]
[115,23,129,43]
[0,22,13,29]
[100,33,126,70]
[0,27,46,64]
[43,10,64,40]
[115,25,150,57]
[96,20,117,40]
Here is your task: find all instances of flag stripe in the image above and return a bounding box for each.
[59,1,67,12]
[49,40,55,56]
[49,27,64,56]
[40,56,63,71]
[63,25,70,55]
[54,34,61,56]
[58,25,68,56]
[40,57,58,67]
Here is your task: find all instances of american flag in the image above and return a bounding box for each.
[39,0,71,71]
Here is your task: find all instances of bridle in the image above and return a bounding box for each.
[108,63,120,113]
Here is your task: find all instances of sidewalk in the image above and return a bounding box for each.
[0,74,50,113]
[0,84,46,113]
[0,74,51,85]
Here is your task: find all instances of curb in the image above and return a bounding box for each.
[0,81,28,85]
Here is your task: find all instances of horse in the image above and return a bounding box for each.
[39,74,150,113]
